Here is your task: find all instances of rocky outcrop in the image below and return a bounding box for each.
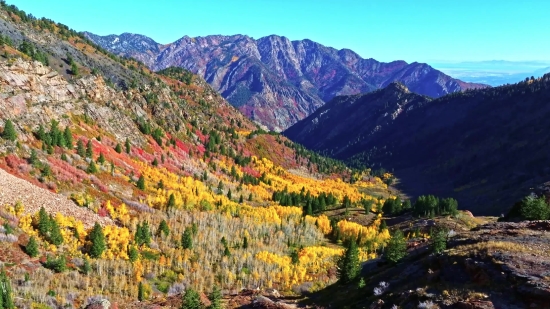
[85,33,487,131]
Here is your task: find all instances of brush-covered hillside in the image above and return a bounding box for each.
[0,2,397,309]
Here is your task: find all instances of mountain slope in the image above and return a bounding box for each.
[286,76,550,215]
[84,32,487,131]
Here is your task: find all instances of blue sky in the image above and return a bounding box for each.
[9,0,550,63]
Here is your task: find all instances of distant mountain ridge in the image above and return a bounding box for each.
[285,76,550,215]
[85,32,487,131]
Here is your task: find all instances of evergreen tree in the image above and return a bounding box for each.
[87,161,98,174]
[77,139,86,157]
[25,236,39,258]
[1,119,16,141]
[385,230,407,264]
[97,152,105,164]
[48,215,63,246]
[37,207,50,237]
[125,138,131,154]
[28,149,38,166]
[242,236,248,249]
[223,246,231,257]
[82,258,92,275]
[207,285,222,309]
[181,288,202,309]
[519,195,550,221]
[138,281,145,301]
[0,269,14,309]
[337,240,360,283]
[181,227,193,249]
[290,249,300,265]
[227,189,232,200]
[167,193,176,210]
[248,193,253,202]
[238,194,244,204]
[88,222,106,258]
[158,219,170,237]
[63,127,73,149]
[141,221,151,246]
[128,246,139,263]
[137,175,146,190]
[86,140,93,158]
[115,143,122,154]
[432,227,448,254]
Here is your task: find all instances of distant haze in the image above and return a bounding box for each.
[431,61,550,86]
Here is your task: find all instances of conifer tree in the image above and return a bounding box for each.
[181,227,193,249]
[48,215,63,246]
[86,140,93,158]
[25,236,39,258]
[337,240,360,283]
[77,139,86,157]
[88,222,106,258]
[290,249,300,265]
[158,220,170,237]
[87,161,98,174]
[28,149,38,166]
[64,127,73,149]
[181,288,201,309]
[137,175,146,190]
[125,138,131,154]
[207,285,222,309]
[138,281,145,301]
[227,189,232,200]
[37,207,50,237]
[167,193,176,210]
[115,143,122,154]
[128,246,139,263]
[0,269,14,309]
[385,229,407,263]
[242,236,248,249]
[82,258,92,275]
[1,119,16,141]
[97,152,105,164]
[238,194,244,204]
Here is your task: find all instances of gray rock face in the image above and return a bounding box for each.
[85,33,487,131]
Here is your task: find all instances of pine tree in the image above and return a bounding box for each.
[86,140,93,158]
[138,281,145,301]
[87,161,98,174]
[28,149,38,166]
[2,119,16,141]
[137,175,146,190]
[167,193,176,210]
[181,288,201,309]
[207,285,222,309]
[238,194,244,204]
[242,236,248,249]
[227,189,232,200]
[37,207,50,237]
[248,193,253,201]
[64,127,73,149]
[115,143,122,154]
[223,246,231,257]
[25,236,39,258]
[125,138,131,154]
[337,240,360,283]
[0,269,14,309]
[82,258,92,275]
[97,152,105,164]
[77,139,86,157]
[141,221,151,246]
[290,249,300,265]
[385,229,407,263]
[181,227,193,249]
[432,227,448,254]
[128,246,139,263]
[158,220,170,237]
[88,222,106,258]
[48,215,64,246]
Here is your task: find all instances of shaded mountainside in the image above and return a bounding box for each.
[84,32,487,131]
[286,76,550,215]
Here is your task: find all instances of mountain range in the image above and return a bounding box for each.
[84,32,487,131]
[285,76,550,215]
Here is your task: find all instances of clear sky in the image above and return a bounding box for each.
[8,0,550,63]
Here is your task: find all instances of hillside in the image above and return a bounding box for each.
[84,32,487,131]
[0,3,399,309]
[286,76,550,215]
